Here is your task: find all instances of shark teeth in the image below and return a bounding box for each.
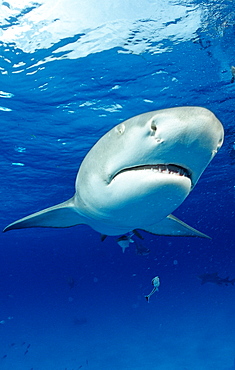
[113,164,191,180]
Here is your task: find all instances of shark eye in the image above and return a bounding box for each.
[212,136,224,157]
[217,136,223,150]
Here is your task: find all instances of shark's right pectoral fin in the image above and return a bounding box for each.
[141,214,211,239]
[3,196,85,232]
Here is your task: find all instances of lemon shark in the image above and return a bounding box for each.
[3,107,224,238]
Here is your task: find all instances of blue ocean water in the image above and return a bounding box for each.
[0,1,235,369]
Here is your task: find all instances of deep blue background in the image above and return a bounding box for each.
[0,2,235,369]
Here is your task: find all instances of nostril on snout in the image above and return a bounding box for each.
[151,121,157,132]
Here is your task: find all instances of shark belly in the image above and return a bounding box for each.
[79,171,192,235]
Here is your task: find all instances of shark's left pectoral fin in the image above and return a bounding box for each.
[3,196,85,232]
[141,214,211,239]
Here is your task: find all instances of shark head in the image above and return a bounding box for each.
[3,106,224,238]
[75,107,224,234]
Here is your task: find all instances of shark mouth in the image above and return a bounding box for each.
[113,164,192,181]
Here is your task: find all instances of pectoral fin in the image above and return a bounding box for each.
[3,196,85,232]
[141,214,211,239]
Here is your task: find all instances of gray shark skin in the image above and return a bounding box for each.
[3,107,224,238]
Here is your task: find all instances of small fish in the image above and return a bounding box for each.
[145,276,160,302]
[116,234,134,253]
[135,241,150,256]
